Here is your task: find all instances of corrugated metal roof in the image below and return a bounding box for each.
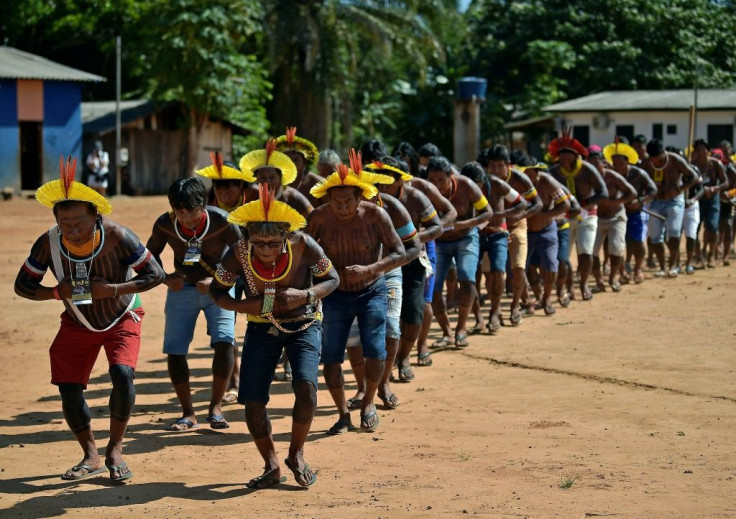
[82,100,156,134]
[545,89,736,112]
[0,46,105,82]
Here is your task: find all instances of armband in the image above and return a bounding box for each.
[396,221,418,242]
[523,188,538,201]
[472,196,489,211]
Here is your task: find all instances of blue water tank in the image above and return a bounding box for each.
[457,77,487,100]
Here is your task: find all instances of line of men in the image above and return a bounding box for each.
[16,127,736,489]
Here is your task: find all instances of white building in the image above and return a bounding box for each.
[543,89,736,150]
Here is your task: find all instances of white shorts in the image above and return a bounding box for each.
[682,202,700,240]
[593,215,627,257]
[87,175,109,190]
[569,216,598,256]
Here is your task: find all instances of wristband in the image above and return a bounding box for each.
[113,284,118,298]
[52,285,61,300]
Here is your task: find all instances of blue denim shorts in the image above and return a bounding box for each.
[163,284,235,355]
[626,211,649,243]
[480,231,509,273]
[385,267,403,340]
[434,227,480,290]
[423,240,437,303]
[648,196,685,244]
[699,195,721,234]
[557,225,570,264]
[238,320,321,403]
[321,276,387,363]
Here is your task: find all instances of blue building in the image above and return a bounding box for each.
[0,47,104,192]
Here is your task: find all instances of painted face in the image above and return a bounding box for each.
[55,203,97,246]
[487,160,508,179]
[255,167,282,191]
[612,155,630,174]
[427,169,452,197]
[250,234,286,264]
[213,180,243,207]
[558,151,578,170]
[173,205,205,231]
[285,151,306,174]
[328,186,361,221]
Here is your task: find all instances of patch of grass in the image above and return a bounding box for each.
[559,476,578,489]
[676,431,685,436]
[458,449,471,461]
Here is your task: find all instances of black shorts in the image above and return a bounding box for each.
[401,257,427,325]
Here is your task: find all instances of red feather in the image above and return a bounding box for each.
[286,126,297,147]
[348,149,362,177]
[336,163,350,183]
[259,181,273,221]
[60,155,77,198]
[548,127,588,159]
[211,151,224,176]
[265,138,277,164]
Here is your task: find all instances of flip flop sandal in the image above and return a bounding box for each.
[454,333,469,348]
[105,461,133,483]
[246,471,286,489]
[360,408,380,432]
[398,365,415,382]
[509,312,522,327]
[417,352,433,367]
[346,396,363,410]
[326,420,355,436]
[378,393,399,409]
[221,389,238,404]
[543,303,556,316]
[61,464,106,480]
[166,417,199,431]
[430,336,452,349]
[284,458,317,487]
[206,414,230,430]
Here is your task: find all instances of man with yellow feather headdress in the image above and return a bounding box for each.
[14,157,164,482]
[274,126,324,206]
[210,183,338,489]
[307,152,407,435]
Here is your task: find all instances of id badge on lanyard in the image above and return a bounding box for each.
[71,262,93,305]
[183,239,202,265]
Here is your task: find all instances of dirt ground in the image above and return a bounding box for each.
[1,195,734,518]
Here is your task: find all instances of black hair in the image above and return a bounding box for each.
[646,139,665,158]
[509,148,526,165]
[426,156,452,174]
[516,155,538,168]
[476,148,490,168]
[168,177,208,210]
[377,155,402,169]
[460,161,486,183]
[615,135,630,144]
[212,178,244,189]
[693,138,710,151]
[665,145,684,157]
[487,144,510,163]
[360,139,388,163]
[392,142,419,176]
[719,140,732,152]
[633,134,648,145]
[418,143,442,158]
[52,200,97,217]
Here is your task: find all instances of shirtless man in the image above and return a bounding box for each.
[462,160,525,331]
[146,177,242,431]
[426,156,493,347]
[640,139,700,277]
[691,139,728,268]
[589,148,637,291]
[485,145,542,325]
[548,130,609,300]
[403,170,456,359]
[718,145,736,264]
[369,157,442,389]
[273,127,323,206]
[603,142,658,284]
[241,139,313,219]
[518,159,571,314]
[308,163,406,434]
[210,184,339,489]
[197,153,251,403]
[15,158,164,482]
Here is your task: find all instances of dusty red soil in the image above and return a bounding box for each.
[1,196,734,518]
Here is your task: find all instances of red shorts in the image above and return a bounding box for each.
[49,307,145,387]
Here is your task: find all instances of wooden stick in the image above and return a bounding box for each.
[686,105,695,160]
[643,207,666,221]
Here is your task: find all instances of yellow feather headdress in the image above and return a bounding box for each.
[310,151,378,200]
[227,183,306,232]
[239,138,298,186]
[274,127,319,167]
[364,160,413,182]
[35,156,112,214]
[516,161,548,173]
[196,151,249,181]
[603,140,639,166]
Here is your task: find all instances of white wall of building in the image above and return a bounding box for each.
[559,110,736,149]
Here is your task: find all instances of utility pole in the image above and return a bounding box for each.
[115,35,122,195]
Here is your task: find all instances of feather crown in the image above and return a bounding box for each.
[548,127,588,159]
[196,151,249,181]
[227,182,306,232]
[309,152,378,200]
[603,138,639,165]
[274,126,318,167]
[239,138,298,186]
[365,160,413,182]
[35,156,112,214]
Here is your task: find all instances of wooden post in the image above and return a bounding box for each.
[687,105,695,160]
[453,96,482,167]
